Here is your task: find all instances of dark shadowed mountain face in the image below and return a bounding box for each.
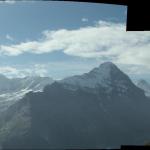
[0,62,150,149]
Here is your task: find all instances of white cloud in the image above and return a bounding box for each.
[0,66,20,78]
[0,0,16,4]
[0,64,48,78]
[0,60,100,79]
[0,0,36,5]
[0,20,150,69]
[81,18,89,22]
[1,61,150,81]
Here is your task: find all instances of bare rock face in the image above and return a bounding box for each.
[137,79,150,97]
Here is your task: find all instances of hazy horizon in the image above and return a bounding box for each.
[0,61,150,84]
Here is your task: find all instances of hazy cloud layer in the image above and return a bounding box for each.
[0,0,16,4]
[1,61,150,81]
[0,65,48,78]
[0,61,100,79]
[0,21,150,68]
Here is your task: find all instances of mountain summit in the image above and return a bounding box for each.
[98,61,117,69]
[61,62,137,96]
[0,62,150,149]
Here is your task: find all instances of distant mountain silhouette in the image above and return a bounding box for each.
[0,62,150,149]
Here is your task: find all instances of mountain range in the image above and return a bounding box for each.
[0,62,150,149]
[0,75,54,112]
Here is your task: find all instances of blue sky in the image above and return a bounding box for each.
[0,1,126,44]
[0,1,149,81]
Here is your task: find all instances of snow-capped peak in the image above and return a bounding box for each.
[98,61,117,69]
[61,62,132,91]
[0,75,54,112]
[89,62,119,81]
